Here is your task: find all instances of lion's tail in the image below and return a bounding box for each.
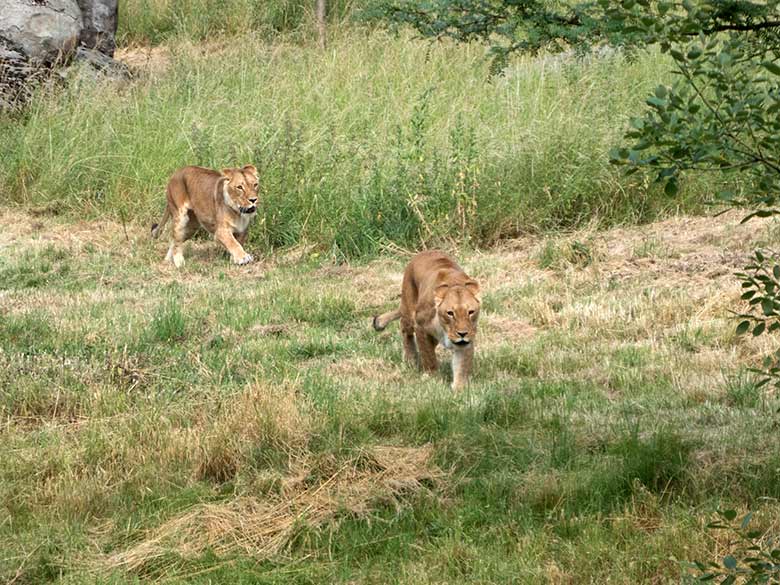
[151,205,171,239]
[372,308,401,332]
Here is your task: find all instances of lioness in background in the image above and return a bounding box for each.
[373,251,481,390]
[151,165,259,267]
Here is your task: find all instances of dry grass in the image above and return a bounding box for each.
[197,381,311,483]
[104,445,441,576]
[3,208,780,583]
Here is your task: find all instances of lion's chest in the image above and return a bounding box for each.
[233,213,254,234]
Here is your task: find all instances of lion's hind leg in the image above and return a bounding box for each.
[400,314,420,367]
[167,205,197,268]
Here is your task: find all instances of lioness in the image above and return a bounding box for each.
[151,165,259,267]
[373,251,481,390]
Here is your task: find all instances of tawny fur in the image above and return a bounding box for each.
[152,165,259,268]
[373,250,481,390]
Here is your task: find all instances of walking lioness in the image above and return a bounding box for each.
[151,165,259,267]
[373,251,481,390]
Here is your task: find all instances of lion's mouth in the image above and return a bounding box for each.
[453,339,471,346]
[239,206,257,214]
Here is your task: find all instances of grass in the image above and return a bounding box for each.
[0,28,722,258]
[1,208,780,583]
[0,14,773,582]
[117,0,358,46]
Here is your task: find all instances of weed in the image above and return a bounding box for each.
[148,292,187,342]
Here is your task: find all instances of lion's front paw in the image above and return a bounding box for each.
[234,253,253,266]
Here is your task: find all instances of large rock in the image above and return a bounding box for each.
[77,0,117,56]
[0,0,83,64]
[0,0,126,110]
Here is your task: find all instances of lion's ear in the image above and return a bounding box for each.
[434,283,449,307]
[242,164,258,177]
[465,280,481,302]
[221,168,235,178]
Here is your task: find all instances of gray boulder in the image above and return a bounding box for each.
[77,0,117,56]
[0,0,83,64]
[0,0,126,110]
[72,45,128,77]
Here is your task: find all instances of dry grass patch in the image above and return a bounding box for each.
[480,314,538,351]
[104,445,442,576]
[197,381,311,483]
[325,357,404,385]
[115,45,172,74]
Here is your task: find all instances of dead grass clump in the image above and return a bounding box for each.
[196,381,310,483]
[105,445,442,576]
[324,357,402,384]
[115,45,172,75]
[480,315,538,350]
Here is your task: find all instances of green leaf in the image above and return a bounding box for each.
[762,298,775,316]
[736,320,751,335]
[664,179,678,197]
[763,61,780,76]
[722,509,738,521]
[723,555,737,570]
[773,265,780,280]
[646,96,667,109]
[754,322,766,336]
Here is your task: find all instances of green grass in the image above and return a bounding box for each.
[0,28,720,258]
[1,209,778,583]
[0,13,768,582]
[117,0,359,46]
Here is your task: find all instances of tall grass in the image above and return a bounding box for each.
[0,30,714,257]
[117,0,359,45]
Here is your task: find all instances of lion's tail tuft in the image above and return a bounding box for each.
[151,206,171,239]
[373,309,401,332]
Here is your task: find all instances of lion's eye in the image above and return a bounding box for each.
[446,311,454,317]
[237,185,244,191]
[468,310,475,316]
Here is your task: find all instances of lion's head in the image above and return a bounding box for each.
[434,279,480,347]
[222,165,259,214]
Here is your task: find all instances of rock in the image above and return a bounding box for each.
[0,0,83,64]
[73,45,129,78]
[76,0,117,56]
[0,44,36,109]
[0,0,125,110]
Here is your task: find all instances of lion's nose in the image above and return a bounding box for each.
[457,331,468,338]
[249,197,258,204]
